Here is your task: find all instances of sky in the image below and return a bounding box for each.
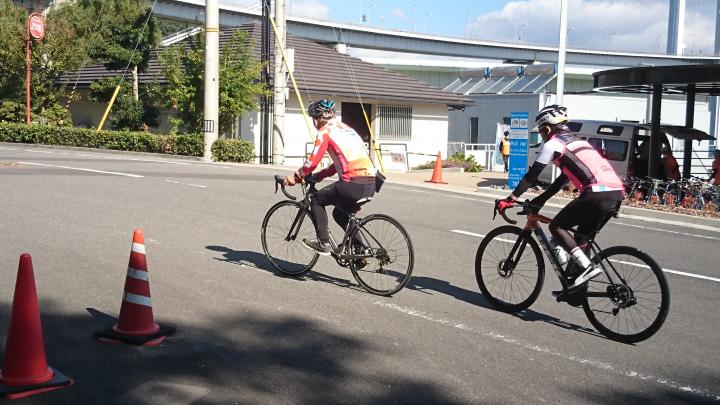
[223,0,720,56]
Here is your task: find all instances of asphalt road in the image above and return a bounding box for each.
[1,145,719,404]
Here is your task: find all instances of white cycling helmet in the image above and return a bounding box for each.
[534,104,569,130]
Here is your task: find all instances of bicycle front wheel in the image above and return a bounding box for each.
[261,200,319,276]
[348,214,414,296]
[475,226,544,313]
[582,246,670,343]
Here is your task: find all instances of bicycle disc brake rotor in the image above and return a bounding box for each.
[607,284,636,314]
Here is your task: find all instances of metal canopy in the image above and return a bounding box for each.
[593,64,720,96]
[592,64,720,179]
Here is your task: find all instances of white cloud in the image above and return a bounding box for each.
[468,0,716,54]
[289,0,329,20]
[391,9,405,19]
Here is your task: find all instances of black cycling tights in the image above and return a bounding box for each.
[549,190,623,253]
[312,180,375,243]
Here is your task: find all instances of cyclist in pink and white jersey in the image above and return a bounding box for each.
[497,105,624,292]
[284,99,376,255]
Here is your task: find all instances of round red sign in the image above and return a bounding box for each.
[29,14,45,40]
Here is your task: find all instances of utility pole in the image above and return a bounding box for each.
[260,0,271,164]
[272,0,287,165]
[551,0,569,182]
[203,0,220,161]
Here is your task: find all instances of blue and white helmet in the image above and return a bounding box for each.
[308,99,336,119]
[534,104,569,130]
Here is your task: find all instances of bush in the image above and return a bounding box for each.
[411,152,484,172]
[0,122,254,162]
[211,138,254,163]
[0,122,202,156]
[446,152,483,173]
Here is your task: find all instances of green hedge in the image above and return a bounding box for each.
[0,122,254,163]
[211,138,255,163]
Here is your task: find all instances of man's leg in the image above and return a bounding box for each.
[549,195,602,289]
[305,182,341,255]
[332,181,375,246]
[503,155,509,172]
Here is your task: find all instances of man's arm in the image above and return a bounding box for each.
[296,133,328,180]
[530,173,568,207]
[511,160,548,199]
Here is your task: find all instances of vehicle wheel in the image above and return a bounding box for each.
[475,226,544,313]
[261,201,318,276]
[348,214,414,296]
[582,246,670,343]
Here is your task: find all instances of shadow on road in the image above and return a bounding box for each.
[205,245,364,293]
[0,301,465,404]
[406,275,604,340]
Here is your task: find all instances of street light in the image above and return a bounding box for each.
[409,3,417,32]
[423,11,432,32]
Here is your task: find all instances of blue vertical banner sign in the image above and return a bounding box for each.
[507,112,529,188]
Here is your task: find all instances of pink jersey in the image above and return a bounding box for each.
[297,119,375,182]
[536,133,623,192]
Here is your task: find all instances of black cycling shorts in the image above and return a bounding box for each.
[551,190,623,239]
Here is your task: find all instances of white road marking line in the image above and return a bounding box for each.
[612,222,720,241]
[17,161,143,178]
[450,229,719,284]
[165,179,207,188]
[371,300,720,402]
[609,259,720,283]
[24,149,54,154]
[0,147,18,150]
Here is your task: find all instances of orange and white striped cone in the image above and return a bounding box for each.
[95,229,174,346]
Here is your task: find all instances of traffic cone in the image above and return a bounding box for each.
[95,229,175,346]
[425,151,447,184]
[0,254,73,400]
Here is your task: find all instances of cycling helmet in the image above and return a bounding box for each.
[534,104,569,129]
[307,99,336,119]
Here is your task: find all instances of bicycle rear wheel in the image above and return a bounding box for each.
[582,246,670,343]
[475,226,544,313]
[261,200,319,276]
[348,214,414,296]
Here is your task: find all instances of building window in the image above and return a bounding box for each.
[378,105,412,141]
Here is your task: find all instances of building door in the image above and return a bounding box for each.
[341,102,373,143]
[470,117,478,144]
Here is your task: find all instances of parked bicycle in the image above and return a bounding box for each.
[261,175,414,296]
[474,200,670,343]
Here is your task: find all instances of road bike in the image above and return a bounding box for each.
[261,175,414,296]
[474,200,670,343]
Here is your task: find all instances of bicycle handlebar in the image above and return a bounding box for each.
[274,175,297,200]
[493,199,540,225]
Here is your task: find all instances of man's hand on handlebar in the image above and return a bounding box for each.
[496,195,517,213]
[283,175,296,186]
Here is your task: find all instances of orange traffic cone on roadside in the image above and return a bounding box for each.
[95,229,175,346]
[425,151,447,184]
[0,254,73,400]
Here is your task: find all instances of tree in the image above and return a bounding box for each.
[0,0,92,125]
[88,76,159,131]
[158,30,269,135]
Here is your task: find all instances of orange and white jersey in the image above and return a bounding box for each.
[297,119,376,182]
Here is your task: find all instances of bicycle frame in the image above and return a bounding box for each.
[277,179,381,262]
[502,205,630,298]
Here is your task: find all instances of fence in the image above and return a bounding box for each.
[673,148,716,179]
[448,142,498,171]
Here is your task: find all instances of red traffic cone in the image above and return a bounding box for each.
[95,230,174,346]
[425,151,447,184]
[0,254,73,400]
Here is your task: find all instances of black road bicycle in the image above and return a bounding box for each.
[474,200,670,343]
[261,175,414,296]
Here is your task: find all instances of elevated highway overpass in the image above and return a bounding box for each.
[154,0,720,68]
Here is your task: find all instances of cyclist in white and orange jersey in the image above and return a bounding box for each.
[284,99,376,255]
[496,105,625,292]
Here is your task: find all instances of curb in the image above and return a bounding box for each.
[1,142,206,162]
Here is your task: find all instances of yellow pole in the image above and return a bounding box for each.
[269,15,315,142]
[361,109,385,172]
[96,85,121,132]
